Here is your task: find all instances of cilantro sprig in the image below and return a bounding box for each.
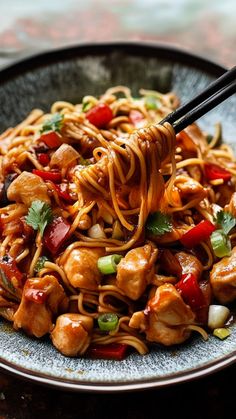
[146,211,172,236]
[40,113,64,134]
[34,256,50,273]
[214,210,236,235]
[25,200,53,236]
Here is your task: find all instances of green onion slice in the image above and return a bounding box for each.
[97,254,123,274]
[210,230,231,258]
[98,313,119,331]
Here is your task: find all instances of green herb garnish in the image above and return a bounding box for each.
[25,200,53,236]
[214,210,236,235]
[146,211,173,236]
[82,101,93,112]
[34,256,50,273]
[41,113,64,134]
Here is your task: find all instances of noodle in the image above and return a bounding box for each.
[1,85,236,360]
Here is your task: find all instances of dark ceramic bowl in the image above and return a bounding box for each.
[0,42,236,392]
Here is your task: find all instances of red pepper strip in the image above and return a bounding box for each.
[87,343,128,360]
[205,163,231,181]
[32,169,62,183]
[43,216,70,255]
[0,257,23,297]
[86,103,113,128]
[53,183,74,203]
[180,220,216,248]
[40,131,62,149]
[129,109,144,127]
[37,153,50,166]
[24,288,47,304]
[175,273,206,311]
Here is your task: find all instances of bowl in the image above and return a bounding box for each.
[0,42,236,392]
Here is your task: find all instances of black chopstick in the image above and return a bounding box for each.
[160,66,236,134]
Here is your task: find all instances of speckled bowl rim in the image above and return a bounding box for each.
[0,41,235,392]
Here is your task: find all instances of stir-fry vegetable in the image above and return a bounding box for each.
[97,254,123,274]
[213,328,231,340]
[205,163,232,182]
[32,169,62,183]
[208,304,230,330]
[180,220,216,248]
[87,343,128,360]
[86,103,113,128]
[43,216,70,255]
[98,313,119,331]
[34,256,50,273]
[41,113,64,134]
[210,230,231,258]
[175,273,206,311]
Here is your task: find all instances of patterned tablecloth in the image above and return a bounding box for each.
[0,1,236,418]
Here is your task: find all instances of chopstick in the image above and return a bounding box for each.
[160,66,236,134]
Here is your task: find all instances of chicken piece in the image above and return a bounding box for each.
[175,174,207,201]
[7,171,50,207]
[50,144,80,169]
[13,275,68,338]
[62,247,105,290]
[129,283,195,346]
[51,313,93,356]
[216,182,236,207]
[210,247,236,303]
[175,251,203,280]
[224,192,236,217]
[0,295,18,322]
[116,243,158,300]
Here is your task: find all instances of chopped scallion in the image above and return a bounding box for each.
[97,254,123,274]
[98,313,119,331]
[210,230,231,258]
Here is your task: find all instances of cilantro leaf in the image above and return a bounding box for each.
[34,256,50,273]
[214,210,236,235]
[41,113,64,134]
[25,200,53,236]
[146,211,173,236]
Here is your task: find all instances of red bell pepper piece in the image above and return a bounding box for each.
[205,163,231,182]
[0,256,23,296]
[180,220,216,248]
[24,288,47,304]
[129,109,144,127]
[37,153,50,166]
[53,183,74,203]
[175,273,206,311]
[32,169,62,183]
[86,103,113,128]
[87,343,128,360]
[40,131,62,149]
[43,216,70,255]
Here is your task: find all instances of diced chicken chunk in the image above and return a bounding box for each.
[13,275,68,338]
[175,174,206,200]
[129,283,195,346]
[0,295,18,321]
[50,144,80,169]
[63,247,104,290]
[51,313,93,356]
[116,244,158,300]
[210,247,236,303]
[7,171,50,206]
[175,251,203,280]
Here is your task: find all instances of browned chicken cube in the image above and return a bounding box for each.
[62,247,104,290]
[129,283,195,346]
[7,171,50,207]
[51,313,93,356]
[116,243,158,300]
[13,275,68,338]
[210,247,236,303]
[224,192,236,217]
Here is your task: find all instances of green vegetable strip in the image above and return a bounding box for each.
[97,254,123,274]
[210,230,231,258]
[98,313,119,331]
[213,328,231,340]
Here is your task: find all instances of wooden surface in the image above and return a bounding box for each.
[1,1,236,418]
